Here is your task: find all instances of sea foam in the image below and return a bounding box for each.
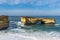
[5,21,60,40]
[0,31,60,40]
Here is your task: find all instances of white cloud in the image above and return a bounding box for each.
[0,0,6,4]
[0,10,44,16]
[0,0,59,6]
[0,9,60,16]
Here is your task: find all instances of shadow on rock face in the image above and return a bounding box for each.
[0,16,9,30]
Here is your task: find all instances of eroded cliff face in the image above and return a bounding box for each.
[21,16,55,25]
[0,16,9,30]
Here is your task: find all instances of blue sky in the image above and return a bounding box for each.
[0,0,60,16]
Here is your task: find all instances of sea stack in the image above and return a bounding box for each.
[21,16,55,25]
[0,16,9,30]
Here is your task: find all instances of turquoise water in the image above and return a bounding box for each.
[7,16,60,33]
[1,16,60,40]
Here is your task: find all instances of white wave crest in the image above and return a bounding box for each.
[0,32,60,40]
[14,21,24,26]
[55,24,60,26]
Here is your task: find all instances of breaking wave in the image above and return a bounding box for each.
[1,21,59,40]
[55,24,60,26]
[0,29,60,40]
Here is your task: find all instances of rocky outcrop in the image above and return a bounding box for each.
[0,16,9,30]
[21,16,55,25]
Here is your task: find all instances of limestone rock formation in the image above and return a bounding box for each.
[0,16,9,30]
[21,16,55,25]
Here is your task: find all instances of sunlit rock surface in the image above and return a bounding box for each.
[21,16,55,25]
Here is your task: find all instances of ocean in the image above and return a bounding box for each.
[0,16,60,40]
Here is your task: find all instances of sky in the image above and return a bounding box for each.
[0,0,60,16]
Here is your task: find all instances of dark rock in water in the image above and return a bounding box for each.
[0,16,9,30]
[20,16,55,25]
